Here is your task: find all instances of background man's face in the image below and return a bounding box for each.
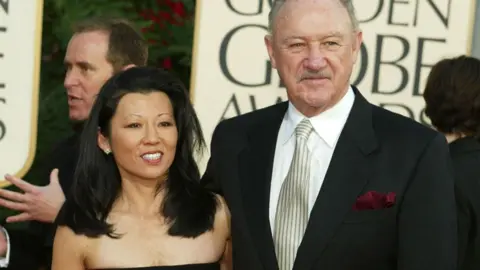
[64,30,114,122]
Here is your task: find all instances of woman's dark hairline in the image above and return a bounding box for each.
[99,86,182,125]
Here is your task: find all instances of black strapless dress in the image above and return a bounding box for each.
[92,262,220,270]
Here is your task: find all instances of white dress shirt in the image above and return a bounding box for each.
[0,228,11,267]
[269,87,355,231]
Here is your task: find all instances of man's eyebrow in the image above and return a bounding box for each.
[64,60,95,70]
[281,32,344,43]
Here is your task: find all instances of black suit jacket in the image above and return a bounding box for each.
[202,88,457,270]
[450,137,480,270]
[4,132,79,270]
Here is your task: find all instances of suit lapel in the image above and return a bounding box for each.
[293,89,379,270]
[238,102,287,270]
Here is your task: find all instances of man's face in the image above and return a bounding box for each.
[64,31,114,122]
[265,0,362,116]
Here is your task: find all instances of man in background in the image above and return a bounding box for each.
[0,17,148,269]
[423,55,480,270]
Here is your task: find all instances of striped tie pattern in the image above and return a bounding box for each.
[274,118,314,270]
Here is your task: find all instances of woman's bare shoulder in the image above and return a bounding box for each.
[55,225,91,254]
[214,194,231,237]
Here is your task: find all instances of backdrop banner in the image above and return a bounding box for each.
[0,0,43,186]
[190,0,476,173]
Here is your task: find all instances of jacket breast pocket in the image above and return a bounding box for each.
[342,207,396,223]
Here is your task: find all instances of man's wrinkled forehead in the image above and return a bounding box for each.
[271,0,353,34]
[64,31,109,67]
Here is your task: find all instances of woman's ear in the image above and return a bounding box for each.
[97,129,111,154]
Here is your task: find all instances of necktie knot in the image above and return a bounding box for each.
[295,118,313,140]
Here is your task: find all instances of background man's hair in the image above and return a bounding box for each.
[73,17,149,71]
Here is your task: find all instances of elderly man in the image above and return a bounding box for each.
[0,17,148,269]
[202,0,457,269]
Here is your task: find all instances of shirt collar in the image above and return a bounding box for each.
[280,86,355,148]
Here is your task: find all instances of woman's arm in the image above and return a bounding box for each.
[51,225,86,270]
[220,239,232,270]
[217,195,232,270]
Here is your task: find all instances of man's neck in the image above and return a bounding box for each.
[445,133,467,143]
[70,120,85,133]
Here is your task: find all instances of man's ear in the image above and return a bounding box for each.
[97,129,111,154]
[351,30,363,65]
[122,64,136,71]
[264,34,277,69]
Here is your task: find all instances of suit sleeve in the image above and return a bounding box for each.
[202,159,222,195]
[3,222,51,269]
[398,133,457,270]
[2,137,69,269]
[454,184,472,269]
[200,122,225,195]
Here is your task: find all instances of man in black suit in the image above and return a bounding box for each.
[423,55,480,270]
[202,0,457,269]
[0,17,148,269]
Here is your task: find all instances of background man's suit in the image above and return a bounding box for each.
[202,87,457,270]
[3,132,79,269]
[451,137,480,270]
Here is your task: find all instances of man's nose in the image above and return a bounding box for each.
[64,69,79,89]
[304,49,327,70]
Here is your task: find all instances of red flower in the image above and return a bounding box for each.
[138,0,189,42]
[166,0,186,17]
[138,1,191,63]
[162,58,172,69]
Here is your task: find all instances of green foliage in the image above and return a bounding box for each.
[0,0,196,222]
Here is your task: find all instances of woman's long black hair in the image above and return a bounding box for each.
[57,66,217,238]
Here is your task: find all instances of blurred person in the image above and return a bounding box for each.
[52,66,231,270]
[202,0,457,269]
[0,17,148,269]
[423,55,480,270]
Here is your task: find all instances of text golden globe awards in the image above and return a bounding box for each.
[190,0,475,173]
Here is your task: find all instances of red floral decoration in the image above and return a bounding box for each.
[138,0,189,69]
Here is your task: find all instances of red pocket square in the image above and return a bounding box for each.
[352,191,396,211]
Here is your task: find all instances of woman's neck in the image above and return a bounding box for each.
[114,177,166,217]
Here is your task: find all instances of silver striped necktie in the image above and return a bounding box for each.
[274,118,314,270]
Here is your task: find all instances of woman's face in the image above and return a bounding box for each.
[98,91,178,182]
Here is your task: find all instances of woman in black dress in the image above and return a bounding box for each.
[52,67,231,270]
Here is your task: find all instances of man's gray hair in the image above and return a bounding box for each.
[267,0,359,33]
